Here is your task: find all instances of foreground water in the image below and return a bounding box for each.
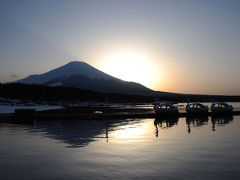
[0,116,240,179]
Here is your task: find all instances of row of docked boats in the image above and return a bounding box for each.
[153,98,233,116]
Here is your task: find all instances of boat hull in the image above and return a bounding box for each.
[211,109,233,115]
[186,109,208,115]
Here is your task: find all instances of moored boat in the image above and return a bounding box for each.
[153,98,179,115]
[186,101,208,114]
[211,101,233,114]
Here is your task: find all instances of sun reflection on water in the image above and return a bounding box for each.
[108,119,153,141]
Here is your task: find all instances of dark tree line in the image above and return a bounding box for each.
[0,83,154,103]
[1,83,240,103]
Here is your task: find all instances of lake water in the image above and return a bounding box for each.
[0,116,240,179]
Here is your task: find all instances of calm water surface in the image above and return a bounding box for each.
[0,116,240,179]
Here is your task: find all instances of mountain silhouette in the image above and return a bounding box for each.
[18,61,154,95]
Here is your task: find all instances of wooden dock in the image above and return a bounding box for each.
[1,110,240,121]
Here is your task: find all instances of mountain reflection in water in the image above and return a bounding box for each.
[19,119,144,148]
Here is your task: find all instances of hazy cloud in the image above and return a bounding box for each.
[10,73,18,79]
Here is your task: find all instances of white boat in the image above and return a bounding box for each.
[153,98,179,115]
[211,101,233,113]
[186,101,208,114]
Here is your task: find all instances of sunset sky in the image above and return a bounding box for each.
[1,0,240,95]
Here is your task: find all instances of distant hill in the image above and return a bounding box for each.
[18,61,156,95]
[15,61,240,102]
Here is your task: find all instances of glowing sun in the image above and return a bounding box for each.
[99,51,158,88]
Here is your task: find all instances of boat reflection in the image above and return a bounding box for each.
[154,117,179,137]
[211,115,233,131]
[186,115,233,133]
[186,116,209,134]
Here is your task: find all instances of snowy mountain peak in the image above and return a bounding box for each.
[18,61,113,84]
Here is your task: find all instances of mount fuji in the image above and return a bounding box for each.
[18,61,155,95]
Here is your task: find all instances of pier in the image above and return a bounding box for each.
[1,107,240,121]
